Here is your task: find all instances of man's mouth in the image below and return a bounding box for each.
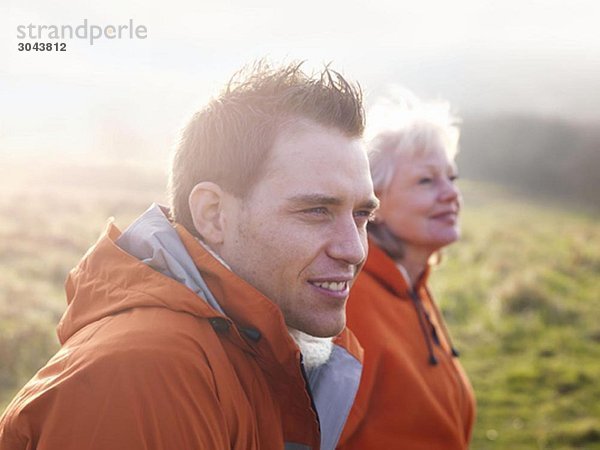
[310,281,349,292]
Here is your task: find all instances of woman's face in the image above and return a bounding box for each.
[376,145,461,256]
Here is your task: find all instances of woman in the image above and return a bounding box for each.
[338,94,476,450]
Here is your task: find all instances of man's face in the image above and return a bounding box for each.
[218,120,378,337]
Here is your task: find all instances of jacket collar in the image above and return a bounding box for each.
[175,222,305,369]
[363,240,431,298]
[60,204,303,369]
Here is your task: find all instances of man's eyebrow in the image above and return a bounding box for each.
[286,194,380,210]
[361,197,380,211]
[286,194,343,206]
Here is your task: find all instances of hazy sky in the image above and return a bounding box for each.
[2,0,599,160]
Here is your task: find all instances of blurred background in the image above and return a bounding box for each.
[1,1,599,448]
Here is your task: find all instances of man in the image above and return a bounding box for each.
[0,62,378,450]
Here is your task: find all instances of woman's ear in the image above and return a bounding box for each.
[188,182,226,246]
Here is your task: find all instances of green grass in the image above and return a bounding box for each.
[0,165,598,449]
[430,180,600,449]
[0,161,167,409]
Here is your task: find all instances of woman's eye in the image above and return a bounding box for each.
[418,177,432,185]
[449,174,459,182]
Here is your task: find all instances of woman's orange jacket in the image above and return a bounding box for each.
[338,243,476,450]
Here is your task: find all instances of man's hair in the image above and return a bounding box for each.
[169,60,365,236]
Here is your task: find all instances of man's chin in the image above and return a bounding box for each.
[296,320,345,338]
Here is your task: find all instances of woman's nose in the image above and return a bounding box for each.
[439,179,460,202]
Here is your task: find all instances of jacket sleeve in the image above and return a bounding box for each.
[0,321,231,450]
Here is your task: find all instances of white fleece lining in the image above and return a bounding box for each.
[288,328,334,369]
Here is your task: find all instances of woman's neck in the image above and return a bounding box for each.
[397,247,432,289]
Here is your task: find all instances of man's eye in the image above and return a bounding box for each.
[354,210,375,219]
[418,177,433,185]
[449,174,459,182]
[354,210,375,225]
[304,207,328,215]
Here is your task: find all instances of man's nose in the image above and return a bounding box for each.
[326,216,367,266]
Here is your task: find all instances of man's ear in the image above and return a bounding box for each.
[188,182,227,246]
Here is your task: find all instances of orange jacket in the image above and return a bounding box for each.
[0,205,362,450]
[338,243,475,450]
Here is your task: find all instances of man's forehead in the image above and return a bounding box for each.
[276,117,339,140]
[251,119,374,204]
[270,119,363,159]
[267,147,367,184]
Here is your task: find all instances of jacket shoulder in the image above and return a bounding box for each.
[0,308,231,450]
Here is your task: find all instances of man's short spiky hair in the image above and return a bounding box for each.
[169,60,365,235]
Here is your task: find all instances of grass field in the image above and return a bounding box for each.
[431,182,600,449]
[0,161,598,449]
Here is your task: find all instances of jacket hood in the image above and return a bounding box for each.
[114,204,226,315]
[58,204,296,361]
[58,205,223,344]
